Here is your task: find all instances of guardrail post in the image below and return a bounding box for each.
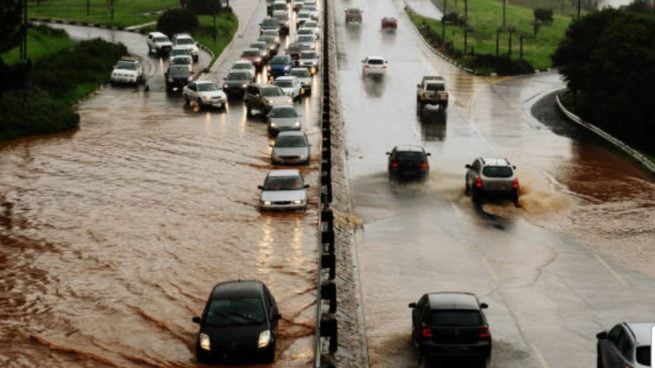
[320,315,338,353]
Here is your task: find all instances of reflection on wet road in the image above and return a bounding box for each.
[335,0,655,367]
[0,3,321,367]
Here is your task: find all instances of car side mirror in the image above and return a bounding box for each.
[408,302,417,308]
[385,152,390,155]
[596,331,608,340]
[385,60,389,64]
[258,185,264,190]
[512,165,516,169]
[465,164,471,169]
[480,303,488,309]
[273,313,282,320]
[304,184,310,188]
[426,153,431,156]
[417,83,421,88]
[192,316,201,324]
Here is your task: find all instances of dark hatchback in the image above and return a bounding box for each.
[164,65,192,94]
[223,71,252,97]
[192,280,281,364]
[409,292,491,367]
[386,145,431,181]
[268,55,294,78]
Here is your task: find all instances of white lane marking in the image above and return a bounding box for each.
[481,255,499,283]
[594,254,628,287]
[531,343,551,368]
[651,326,654,368]
[450,202,463,218]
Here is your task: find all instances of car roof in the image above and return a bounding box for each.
[367,56,385,60]
[210,280,265,300]
[175,33,193,39]
[278,131,305,137]
[276,76,296,81]
[149,31,168,38]
[394,145,425,152]
[427,292,481,310]
[268,169,301,177]
[479,158,511,166]
[624,323,655,345]
[272,104,296,110]
[194,80,217,85]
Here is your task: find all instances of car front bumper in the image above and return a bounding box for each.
[260,201,306,211]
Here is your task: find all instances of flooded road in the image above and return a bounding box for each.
[335,0,655,367]
[0,2,322,367]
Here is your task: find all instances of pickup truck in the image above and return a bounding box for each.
[416,76,449,111]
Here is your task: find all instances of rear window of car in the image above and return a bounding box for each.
[176,38,193,45]
[636,346,650,366]
[430,310,482,326]
[395,151,425,161]
[172,57,190,65]
[482,165,514,178]
[290,69,310,77]
[298,36,314,42]
[242,49,259,57]
[262,19,278,27]
[197,83,219,92]
[271,55,290,64]
[167,66,188,76]
[368,59,384,65]
[275,80,293,88]
[300,51,317,58]
[155,37,169,43]
[426,83,445,91]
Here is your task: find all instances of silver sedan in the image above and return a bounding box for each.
[271,131,310,165]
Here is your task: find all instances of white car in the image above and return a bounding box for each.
[297,27,319,41]
[289,67,312,95]
[297,50,319,75]
[274,76,303,100]
[229,60,256,80]
[261,29,281,47]
[172,33,200,62]
[271,131,310,165]
[110,57,144,85]
[170,54,193,71]
[258,169,309,211]
[362,56,388,77]
[297,35,316,50]
[296,10,312,27]
[183,80,228,109]
[302,21,320,37]
[146,32,173,55]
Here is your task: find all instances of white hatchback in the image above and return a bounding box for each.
[183,80,228,109]
[258,169,309,211]
[362,56,388,77]
[274,76,303,100]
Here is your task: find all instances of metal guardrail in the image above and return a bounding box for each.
[314,0,338,367]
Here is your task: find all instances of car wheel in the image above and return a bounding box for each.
[184,96,190,105]
[596,347,604,368]
[246,106,253,117]
[196,98,203,109]
[513,194,520,207]
[263,342,276,363]
[465,180,471,196]
[472,189,481,204]
[196,349,210,364]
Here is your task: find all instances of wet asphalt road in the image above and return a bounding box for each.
[0,2,323,367]
[334,0,655,367]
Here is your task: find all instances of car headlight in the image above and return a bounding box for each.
[223,84,229,89]
[270,122,277,127]
[241,83,248,88]
[284,65,290,70]
[262,200,272,206]
[294,121,301,127]
[199,333,211,351]
[168,77,174,82]
[293,199,304,205]
[203,95,213,101]
[258,330,271,348]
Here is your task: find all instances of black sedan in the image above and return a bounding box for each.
[409,292,491,367]
[386,145,431,181]
[192,280,281,363]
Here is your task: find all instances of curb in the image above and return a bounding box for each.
[556,92,655,174]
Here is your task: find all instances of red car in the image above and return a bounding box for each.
[381,17,397,30]
[240,48,264,69]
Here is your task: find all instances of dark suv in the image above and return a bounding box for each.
[164,65,192,93]
[244,83,292,117]
[465,157,520,206]
[192,280,280,364]
[386,145,431,181]
[409,292,491,366]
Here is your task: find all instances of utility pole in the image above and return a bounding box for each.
[463,0,468,55]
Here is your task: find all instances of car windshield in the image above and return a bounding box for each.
[264,176,304,190]
[368,59,384,65]
[115,61,137,70]
[395,151,425,161]
[275,80,293,88]
[482,166,514,178]
[262,19,278,27]
[167,66,189,76]
[426,83,445,91]
[300,51,316,59]
[290,69,311,77]
[298,29,312,34]
[155,37,169,43]
[242,50,259,57]
[251,43,266,49]
[227,72,249,81]
[176,38,193,45]
[271,56,289,64]
[172,57,190,65]
[298,36,314,42]
[636,346,650,366]
[261,87,284,97]
[205,297,265,327]
[429,310,482,326]
[171,49,190,56]
[275,135,306,148]
[263,31,278,37]
[233,63,251,70]
[347,9,361,14]
[304,23,318,28]
[197,83,219,92]
[271,107,298,118]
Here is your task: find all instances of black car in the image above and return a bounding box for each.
[192,280,281,364]
[165,65,192,93]
[386,145,431,181]
[409,292,491,366]
[223,71,252,97]
[596,322,652,368]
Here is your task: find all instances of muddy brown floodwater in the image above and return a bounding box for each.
[0,9,322,368]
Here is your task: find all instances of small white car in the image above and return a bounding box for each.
[267,104,302,135]
[183,80,228,109]
[261,30,281,47]
[274,76,303,100]
[271,131,310,165]
[297,50,319,75]
[229,60,256,80]
[302,21,320,37]
[297,35,316,50]
[172,33,200,62]
[361,56,388,77]
[289,67,312,95]
[297,27,319,41]
[258,169,309,211]
[146,32,173,55]
[110,57,144,85]
[170,54,193,72]
[296,11,312,27]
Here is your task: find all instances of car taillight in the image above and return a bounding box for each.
[420,162,429,170]
[364,65,369,68]
[421,327,432,339]
[479,325,491,340]
[513,178,519,189]
[391,160,399,168]
[475,177,483,188]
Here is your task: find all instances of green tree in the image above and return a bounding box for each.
[156,8,199,37]
[0,0,23,53]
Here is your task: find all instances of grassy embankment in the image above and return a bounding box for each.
[407,0,573,74]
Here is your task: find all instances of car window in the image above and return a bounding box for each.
[197,83,219,92]
[271,55,289,64]
[271,107,298,118]
[242,50,259,57]
[395,151,425,161]
[264,176,304,190]
[261,87,284,97]
[176,38,193,45]
[368,59,384,65]
[482,165,513,178]
[426,83,445,91]
[616,328,634,359]
[290,69,310,77]
[298,36,314,42]
[167,66,189,76]
[227,72,250,80]
[275,80,293,88]
[155,37,168,43]
[608,325,623,345]
[636,346,650,366]
[275,135,307,148]
[205,298,265,326]
[300,51,317,58]
[115,61,137,70]
[429,310,483,326]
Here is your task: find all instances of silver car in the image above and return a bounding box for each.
[267,104,302,135]
[229,60,256,80]
[258,169,309,211]
[289,67,312,95]
[596,322,652,368]
[465,157,520,206]
[297,50,319,75]
[273,76,303,101]
[183,80,228,109]
[271,131,310,165]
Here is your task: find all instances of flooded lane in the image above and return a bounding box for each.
[0,3,321,367]
[336,0,655,367]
